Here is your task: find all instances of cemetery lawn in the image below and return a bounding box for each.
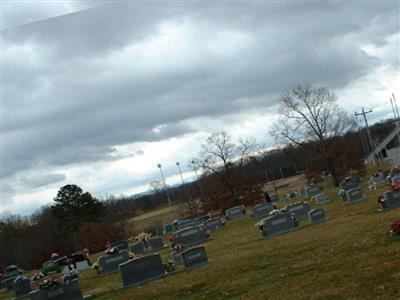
[2,175,400,299]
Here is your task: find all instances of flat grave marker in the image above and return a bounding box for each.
[181,246,208,269]
[120,254,165,288]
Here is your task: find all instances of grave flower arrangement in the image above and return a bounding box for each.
[390,220,400,236]
[39,277,62,290]
[389,183,400,191]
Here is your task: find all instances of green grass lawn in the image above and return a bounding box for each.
[1,175,399,300]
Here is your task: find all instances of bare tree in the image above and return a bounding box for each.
[270,85,355,186]
[192,132,257,205]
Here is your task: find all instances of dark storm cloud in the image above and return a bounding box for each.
[2,1,399,179]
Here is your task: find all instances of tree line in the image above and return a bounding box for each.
[1,84,395,270]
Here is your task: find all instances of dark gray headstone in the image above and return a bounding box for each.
[259,213,299,238]
[111,241,130,252]
[171,249,184,265]
[181,246,208,269]
[250,203,273,219]
[177,219,201,230]
[173,226,209,247]
[225,206,244,220]
[13,276,31,298]
[372,175,386,185]
[130,242,145,255]
[312,192,329,204]
[163,223,175,234]
[202,217,224,231]
[120,254,165,288]
[97,251,130,274]
[340,178,360,191]
[391,175,400,184]
[306,186,322,197]
[307,208,326,224]
[286,202,311,220]
[63,261,90,273]
[144,237,164,252]
[383,190,400,210]
[270,195,279,202]
[346,188,365,203]
[30,280,83,300]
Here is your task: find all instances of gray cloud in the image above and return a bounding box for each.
[2,1,399,182]
[19,173,66,189]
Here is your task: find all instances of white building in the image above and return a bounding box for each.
[367,122,400,165]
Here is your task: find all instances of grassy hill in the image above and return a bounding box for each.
[1,173,399,300]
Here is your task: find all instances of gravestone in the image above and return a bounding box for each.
[30,280,83,300]
[171,249,185,265]
[173,226,209,247]
[163,223,175,235]
[13,275,31,299]
[372,174,386,185]
[270,195,279,202]
[63,261,90,274]
[312,193,329,204]
[258,213,299,238]
[286,202,311,220]
[202,217,225,231]
[97,251,130,274]
[130,242,145,255]
[306,186,322,198]
[297,187,306,197]
[307,208,327,224]
[225,206,245,220]
[383,190,400,210]
[177,219,201,230]
[345,188,365,203]
[250,203,273,219]
[390,175,400,184]
[181,246,208,269]
[120,254,165,288]
[111,241,130,252]
[340,178,361,191]
[144,237,165,252]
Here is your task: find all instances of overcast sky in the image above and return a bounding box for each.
[1,1,399,216]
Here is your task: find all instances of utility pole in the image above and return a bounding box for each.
[355,108,377,164]
[354,115,369,157]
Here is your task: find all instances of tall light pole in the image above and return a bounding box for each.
[157,164,171,209]
[176,162,191,201]
[191,160,204,197]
